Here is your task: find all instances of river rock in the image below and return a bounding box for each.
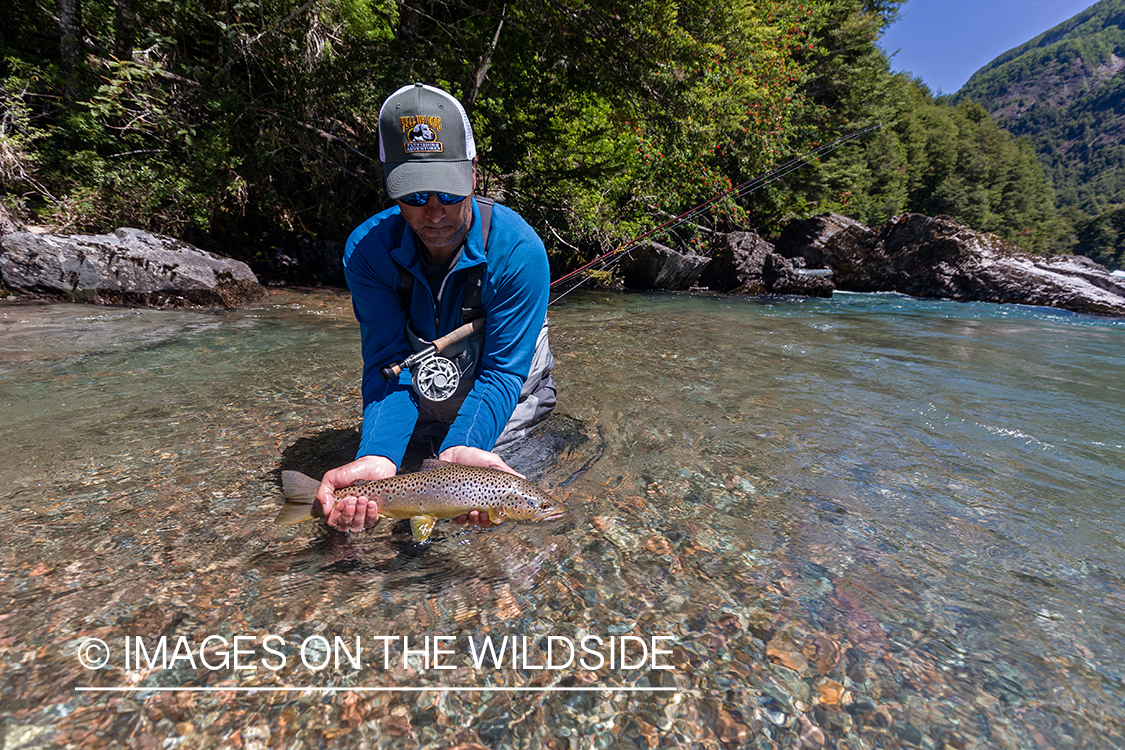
[774,212,868,268]
[698,231,773,293]
[0,203,23,236]
[619,240,710,290]
[763,253,835,298]
[0,228,267,307]
[698,230,834,297]
[785,213,1125,317]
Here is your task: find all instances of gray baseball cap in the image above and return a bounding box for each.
[378,83,477,200]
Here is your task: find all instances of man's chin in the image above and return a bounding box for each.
[418,231,459,250]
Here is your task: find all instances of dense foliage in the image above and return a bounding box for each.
[956,0,1125,268]
[0,0,1081,279]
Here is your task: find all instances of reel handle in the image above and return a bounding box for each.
[379,317,485,382]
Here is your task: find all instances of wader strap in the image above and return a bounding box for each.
[460,196,493,322]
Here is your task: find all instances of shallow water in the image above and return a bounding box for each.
[1,289,1123,749]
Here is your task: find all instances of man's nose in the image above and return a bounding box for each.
[421,195,446,215]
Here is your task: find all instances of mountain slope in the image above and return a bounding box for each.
[956,0,1125,215]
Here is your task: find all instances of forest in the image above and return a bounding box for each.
[0,0,1083,278]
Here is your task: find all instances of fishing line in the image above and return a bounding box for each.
[547,123,882,305]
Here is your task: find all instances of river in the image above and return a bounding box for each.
[1,289,1122,749]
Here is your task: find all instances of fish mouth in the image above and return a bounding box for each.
[534,509,566,522]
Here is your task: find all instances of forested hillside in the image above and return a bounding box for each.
[0,0,1071,276]
[957,0,1125,269]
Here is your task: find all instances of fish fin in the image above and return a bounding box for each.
[410,515,438,542]
[275,501,320,525]
[486,508,508,525]
[276,470,322,524]
[282,470,320,502]
[420,458,454,471]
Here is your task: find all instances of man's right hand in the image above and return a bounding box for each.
[316,455,397,533]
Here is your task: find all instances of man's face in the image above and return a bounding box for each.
[397,193,474,262]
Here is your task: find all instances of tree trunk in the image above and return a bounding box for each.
[114,0,135,62]
[464,3,506,109]
[59,0,83,102]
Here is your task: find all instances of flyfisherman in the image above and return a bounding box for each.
[316,82,556,533]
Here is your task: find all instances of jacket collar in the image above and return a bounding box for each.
[390,197,486,279]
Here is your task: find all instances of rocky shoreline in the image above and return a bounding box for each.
[2,206,1123,317]
[779,213,1125,318]
[622,212,1125,318]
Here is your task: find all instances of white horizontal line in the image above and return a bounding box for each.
[76,686,679,693]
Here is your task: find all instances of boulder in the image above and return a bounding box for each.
[0,228,267,308]
[774,212,868,267]
[762,254,835,298]
[619,240,710,290]
[698,231,834,297]
[699,231,774,293]
[810,213,1125,317]
[617,230,836,298]
[0,203,23,236]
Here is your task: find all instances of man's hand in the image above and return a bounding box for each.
[438,446,523,529]
[317,455,397,532]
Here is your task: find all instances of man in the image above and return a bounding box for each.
[316,82,556,533]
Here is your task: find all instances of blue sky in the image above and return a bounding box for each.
[878,0,1100,94]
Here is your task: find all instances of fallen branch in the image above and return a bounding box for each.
[547,223,580,252]
[276,114,376,163]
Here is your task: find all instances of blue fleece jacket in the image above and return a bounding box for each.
[342,198,550,466]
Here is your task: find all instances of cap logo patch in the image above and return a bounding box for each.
[402,116,443,153]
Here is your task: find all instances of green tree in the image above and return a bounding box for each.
[2,0,399,243]
[1075,207,1125,269]
[762,0,907,229]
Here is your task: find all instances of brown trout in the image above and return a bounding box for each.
[275,459,564,542]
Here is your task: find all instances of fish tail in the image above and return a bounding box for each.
[276,470,323,524]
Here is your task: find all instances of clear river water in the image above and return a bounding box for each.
[0,289,1122,749]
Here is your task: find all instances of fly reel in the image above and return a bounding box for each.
[411,355,461,401]
[379,318,485,401]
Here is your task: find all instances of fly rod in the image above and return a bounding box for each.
[548,124,882,305]
[378,125,879,395]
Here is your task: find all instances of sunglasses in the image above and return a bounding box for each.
[397,192,468,207]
